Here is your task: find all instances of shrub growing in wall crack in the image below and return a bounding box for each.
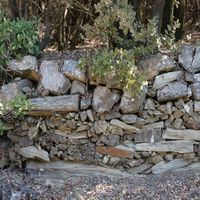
[80,48,146,95]
[9,95,33,117]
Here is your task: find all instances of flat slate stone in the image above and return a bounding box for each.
[152,159,192,174]
[163,128,200,141]
[173,162,200,172]
[96,145,135,159]
[134,129,162,143]
[29,95,79,113]
[135,140,197,153]
[18,146,49,162]
[143,122,164,130]
[153,71,184,90]
[26,161,132,178]
[110,119,139,133]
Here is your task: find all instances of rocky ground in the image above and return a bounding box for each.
[1,167,200,200]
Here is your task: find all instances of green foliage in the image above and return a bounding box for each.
[84,0,179,55]
[0,120,6,136]
[0,15,40,72]
[9,95,33,117]
[80,48,146,95]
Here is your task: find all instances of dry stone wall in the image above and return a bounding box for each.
[1,44,200,174]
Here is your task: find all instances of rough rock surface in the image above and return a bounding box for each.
[191,82,200,100]
[163,128,200,141]
[18,146,49,161]
[135,141,196,153]
[1,79,33,102]
[96,145,135,159]
[70,80,86,95]
[110,119,139,132]
[40,61,71,95]
[153,71,184,89]
[157,81,191,102]
[7,55,39,81]
[134,129,162,143]
[92,86,120,113]
[120,86,147,114]
[29,95,79,113]
[139,53,177,80]
[179,45,200,73]
[152,159,192,174]
[62,60,86,82]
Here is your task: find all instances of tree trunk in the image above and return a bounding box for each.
[128,0,141,21]
[174,0,186,39]
[161,0,174,34]
[150,0,166,33]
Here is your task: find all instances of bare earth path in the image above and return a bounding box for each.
[1,168,200,200]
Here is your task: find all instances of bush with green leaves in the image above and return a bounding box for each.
[9,95,33,117]
[0,14,40,73]
[84,0,179,55]
[80,48,146,95]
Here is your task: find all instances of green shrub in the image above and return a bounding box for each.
[84,0,179,55]
[9,95,33,117]
[80,48,146,95]
[0,15,40,72]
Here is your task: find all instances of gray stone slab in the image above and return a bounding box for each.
[153,71,184,90]
[163,128,200,141]
[134,129,162,143]
[157,81,191,102]
[26,161,132,178]
[18,146,49,162]
[29,95,79,113]
[135,140,197,153]
[110,119,139,133]
[152,159,192,174]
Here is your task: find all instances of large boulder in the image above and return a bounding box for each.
[40,61,71,95]
[7,55,39,81]
[92,86,120,113]
[62,60,86,82]
[119,86,147,114]
[179,45,200,73]
[138,53,177,81]
[157,81,191,102]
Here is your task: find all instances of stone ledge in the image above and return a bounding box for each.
[135,141,197,153]
[29,95,79,114]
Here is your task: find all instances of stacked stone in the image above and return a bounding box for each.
[1,44,200,174]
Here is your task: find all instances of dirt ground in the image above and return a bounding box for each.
[1,168,200,200]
